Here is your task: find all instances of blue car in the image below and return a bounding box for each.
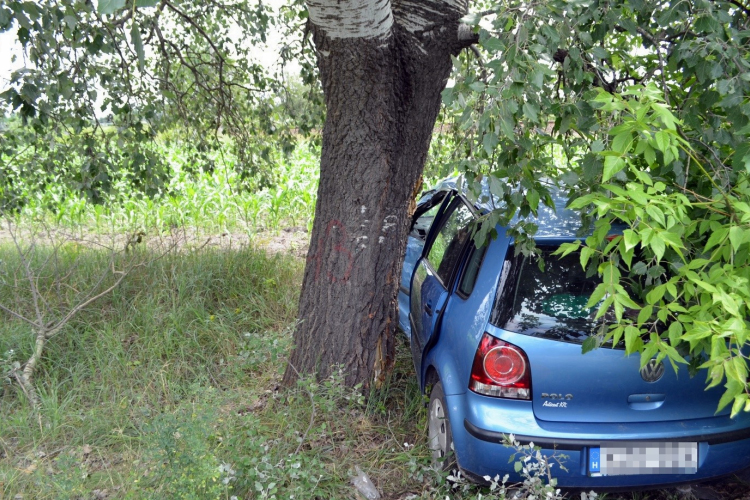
[398,178,750,488]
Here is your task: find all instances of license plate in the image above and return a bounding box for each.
[589,442,698,476]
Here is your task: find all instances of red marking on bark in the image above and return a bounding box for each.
[307,219,355,283]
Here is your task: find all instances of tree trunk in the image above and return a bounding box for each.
[284,0,474,387]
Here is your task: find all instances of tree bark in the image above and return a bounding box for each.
[284,0,473,387]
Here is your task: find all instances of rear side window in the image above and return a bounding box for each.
[458,243,487,297]
[490,247,602,343]
[426,202,473,284]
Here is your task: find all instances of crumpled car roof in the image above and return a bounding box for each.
[423,176,584,238]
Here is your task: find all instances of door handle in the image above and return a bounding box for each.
[424,303,432,314]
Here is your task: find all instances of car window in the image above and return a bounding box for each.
[410,191,448,241]
[426,201,473,284]
[489,247,604,343]
[457,242,487,297]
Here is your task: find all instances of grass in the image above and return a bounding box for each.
[0,241,452,499]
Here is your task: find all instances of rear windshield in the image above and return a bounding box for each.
[489,247,604,343]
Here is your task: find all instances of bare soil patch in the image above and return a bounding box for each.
[0,223,310,258]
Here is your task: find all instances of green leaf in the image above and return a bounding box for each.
[602,156,625,182]
[654,130,670,153]
[717,379,745,413]
[631,166,654,186]
[638,305,653,324]
[522,101,539,122]
[63,15,77,30]
[715,289,740,317]
[469,81,485,92]
[611,131,633,154]
[527,189,539,211]
[481,36,504,53]
[580,246,595,269]
[531,70,544,90]
[704,227,729,252]
[646,285,665,305]
[553,240,581,258]
[581,335,599,354]
[499,116,515,139]
[733,142,750,172]
[668,322,683,346]
[483,132,498,155]
[650,234,665,261]
[731,394,748,418]
[693,280,717,293]
[131,23,145,72]
[729,226,746,251]
[98,0,126,15]
[622,229,639,251]
[585,283,607,310]
[624,326,641,355]
[645,205,665,227]
[135,0,160,6]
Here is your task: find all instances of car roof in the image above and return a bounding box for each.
[423,176,583,238]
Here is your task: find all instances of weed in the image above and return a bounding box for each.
[131,385,230,499]
[1,348,18,392]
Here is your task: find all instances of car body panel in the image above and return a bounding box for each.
[423,231,512,395]
[398,188,454,338]
[455,388,750,485]
[398,234,425,338]
[409,262,449,376]
[509,329,730,424]
[452,388,750,487]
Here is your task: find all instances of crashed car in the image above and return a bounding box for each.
[398,178,750,488]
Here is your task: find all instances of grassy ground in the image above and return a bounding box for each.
[0,243,440,499]
[1,143,748,500]
[2,241,747,500]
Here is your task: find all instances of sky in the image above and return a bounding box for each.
[0,28,22,88]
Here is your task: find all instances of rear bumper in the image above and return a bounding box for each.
[465,419,750,449]
[448,392,750,488]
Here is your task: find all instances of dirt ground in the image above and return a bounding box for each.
[613,470,750,500]
[0,223,311,258]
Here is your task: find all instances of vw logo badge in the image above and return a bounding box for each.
[640,359,665,382]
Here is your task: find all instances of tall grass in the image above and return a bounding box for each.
[0,242,454,499]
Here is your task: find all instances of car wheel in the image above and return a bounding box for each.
[428,380,455,469]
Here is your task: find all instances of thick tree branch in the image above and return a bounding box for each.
[457,24,480,48]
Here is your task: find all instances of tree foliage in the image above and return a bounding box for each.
[447,0,750,413]
[2,0,750,411]
[0,0,309,206]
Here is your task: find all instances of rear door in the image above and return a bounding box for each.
[490,245,730,424]
[410,197,475,375]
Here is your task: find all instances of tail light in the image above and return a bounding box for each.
[469,333,531,400]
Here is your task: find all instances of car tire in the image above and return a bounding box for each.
[428,380,455,470]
